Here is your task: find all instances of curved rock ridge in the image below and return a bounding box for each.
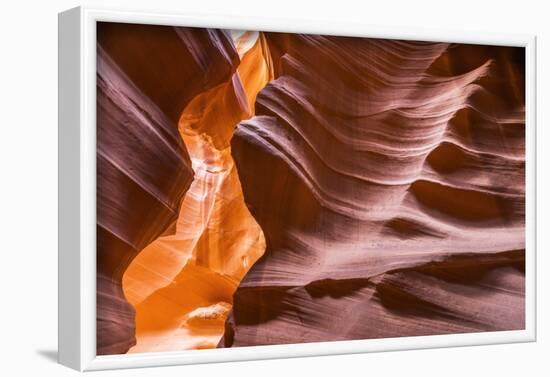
[97,23,240,123]
[222,34,525,347]
[121,31,273,352]
[96,23,241,355]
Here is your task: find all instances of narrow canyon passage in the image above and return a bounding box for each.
[121,31,274,352]
[97,24,525,355]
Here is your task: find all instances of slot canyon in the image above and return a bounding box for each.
[96,23,525,355]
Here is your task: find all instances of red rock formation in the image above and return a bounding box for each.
[96,23,239,355]
[96,24,525,354]
[222,35,525,347]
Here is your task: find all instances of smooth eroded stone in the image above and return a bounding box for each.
[221,35,525,347]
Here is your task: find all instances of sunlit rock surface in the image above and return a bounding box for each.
[121,31,272,352]
[96,23,240,355]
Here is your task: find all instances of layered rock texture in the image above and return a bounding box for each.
[222,36,525,347]
[96,23,525,355]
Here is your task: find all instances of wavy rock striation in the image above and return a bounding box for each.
[96,23,239,355]
[96,24,525,353]
[222,35,525,347]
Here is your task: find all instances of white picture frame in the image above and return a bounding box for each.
[58,5,537,371]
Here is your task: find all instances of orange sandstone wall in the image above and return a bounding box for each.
[96,23,242,355]
[121,31,272,352]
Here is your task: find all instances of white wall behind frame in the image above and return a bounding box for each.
[0,0,548,376]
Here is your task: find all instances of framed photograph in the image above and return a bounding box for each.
[58,6,536,371]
